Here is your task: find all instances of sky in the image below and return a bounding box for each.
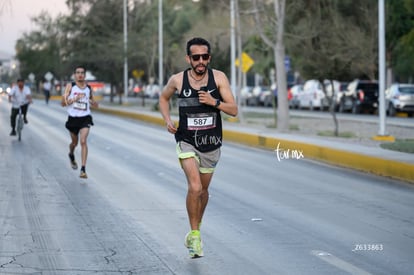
[0,0,68,56]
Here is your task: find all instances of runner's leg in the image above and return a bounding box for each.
[69,131,79,155]
[199,173,213,228]
[181,157,203,231]
[79,127,90,168]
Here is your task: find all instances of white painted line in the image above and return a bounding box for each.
[311,250,372,275]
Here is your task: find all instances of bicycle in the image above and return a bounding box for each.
[16,105,24,141]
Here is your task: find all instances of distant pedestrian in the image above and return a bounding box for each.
[159,37,238,258]
[61,65,98,179]
[43,80,51,104]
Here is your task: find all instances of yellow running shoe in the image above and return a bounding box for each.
[187,230,203,258]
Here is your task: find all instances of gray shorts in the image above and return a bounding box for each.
[176,141,221,173]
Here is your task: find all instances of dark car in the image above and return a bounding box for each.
[338,80,379,114]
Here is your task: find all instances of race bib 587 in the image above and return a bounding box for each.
[187,113,216,130]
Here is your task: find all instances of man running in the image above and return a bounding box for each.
[159,37,238,258]
[61,65,98,178]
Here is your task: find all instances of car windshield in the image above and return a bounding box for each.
[399,86,414,94]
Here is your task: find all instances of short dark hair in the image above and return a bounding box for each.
[74,65,86,73]
[186,37,211,56]
[17,78,24,82]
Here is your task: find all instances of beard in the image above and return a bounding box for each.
[192,64,207,75]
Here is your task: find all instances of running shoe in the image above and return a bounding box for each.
[68,153,78,170]
[184,222,203,248]
[80,170,88,179]
[187,231,203,258]
[184,232,191,248]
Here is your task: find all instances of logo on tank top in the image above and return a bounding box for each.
[183,89,192,97]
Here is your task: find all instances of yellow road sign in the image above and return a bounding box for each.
[235,52,254,73]
[132,69,145,79]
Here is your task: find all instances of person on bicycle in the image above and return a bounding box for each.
[9,78,32,136]
[61,65,99,179]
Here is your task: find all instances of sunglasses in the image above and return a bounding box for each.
[190,54,210,61]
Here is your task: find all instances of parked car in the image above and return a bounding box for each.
[297,79,326,110]
[385,83,414,117]
[288,84,303,109]
[0,83,11,95]
[240,86,254,106]
[338,79,378,114]
[247,86,270,106]
[144,84,161,98]
[324,80,348,111]
[262,84,278,107]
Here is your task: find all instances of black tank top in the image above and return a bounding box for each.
[175,68,223,152]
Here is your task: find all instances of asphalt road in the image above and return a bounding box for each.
[1,98,414,274]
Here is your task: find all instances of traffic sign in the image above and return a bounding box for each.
[284,56,290,72]
[132,69,144,79]
[235,52,254,73]
[44,72,53,81]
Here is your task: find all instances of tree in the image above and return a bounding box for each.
[15,12,68,90]
[252,0,289,132]
[387,0,414,82]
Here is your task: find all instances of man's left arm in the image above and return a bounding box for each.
[26,89,33,104]
[89,89,99,108]
[214,70,238,117]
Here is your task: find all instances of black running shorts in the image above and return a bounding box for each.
[65,115,94,135]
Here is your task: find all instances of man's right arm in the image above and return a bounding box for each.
[159,73,180,134]
[8,88,14,103]
[61,83,72,106]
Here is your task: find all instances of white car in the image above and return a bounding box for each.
[247,86,270,106]
[288,84,303,109]
[297,79,326,110]
[323,80,348,111]
[385,83,414,117]
[0,83,11,95]
[240,86,253,105]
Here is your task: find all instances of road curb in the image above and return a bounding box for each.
[223,129,414,183]
[96,107,414,184]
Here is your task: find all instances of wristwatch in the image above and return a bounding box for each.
[214,99,221,108]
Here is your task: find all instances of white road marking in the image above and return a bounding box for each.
[311,250,372,275]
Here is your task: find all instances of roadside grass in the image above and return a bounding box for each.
[380,139,414,154]
[317,130,357,138]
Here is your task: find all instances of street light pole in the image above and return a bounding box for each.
[159,0,163,89]
[123,0,128,103]
[373,0,394,141]
[230,0,236,96]
[378,0,385,136]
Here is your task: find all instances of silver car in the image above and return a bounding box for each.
[386,83,414,117]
